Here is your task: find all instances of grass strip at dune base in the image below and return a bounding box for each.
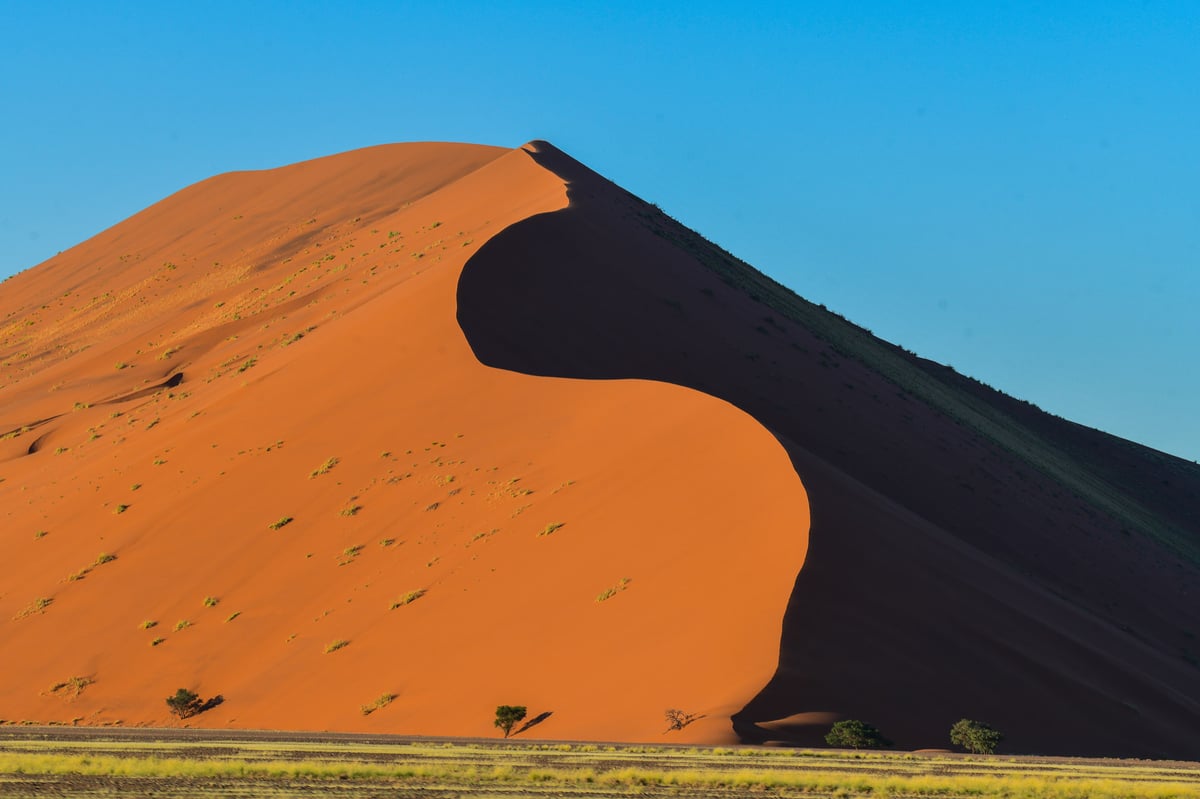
[1,740,1199,799]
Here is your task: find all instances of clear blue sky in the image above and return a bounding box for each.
[2,2,1197,461]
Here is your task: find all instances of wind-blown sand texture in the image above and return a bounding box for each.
[2,141,1198,757]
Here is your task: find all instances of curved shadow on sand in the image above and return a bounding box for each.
[453,143,1200,757]
[455,143,815,743]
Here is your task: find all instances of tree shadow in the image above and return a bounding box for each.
[513,711,553,736]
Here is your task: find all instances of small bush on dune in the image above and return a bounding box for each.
[165,688,203,719]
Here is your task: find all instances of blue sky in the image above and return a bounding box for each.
[2,2,1197,460]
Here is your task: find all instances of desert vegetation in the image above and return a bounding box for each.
[164,689,202,719]
[0,733,1195,799]
[824,719,891,749]
[950,718,1004,754]
[493,705,526,738]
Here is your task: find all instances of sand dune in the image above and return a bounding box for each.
[2,139,1197,757]
[456,143,1200,758]
[0,142,807,742]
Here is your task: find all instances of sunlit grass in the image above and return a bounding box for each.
[0,739,1196,799]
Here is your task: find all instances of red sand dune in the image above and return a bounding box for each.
[2,141,1198,757]
[0,142,806,743]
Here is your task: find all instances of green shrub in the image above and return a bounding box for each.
[950,718,1003,754]
[165,688,202,719]
[825,719,890,749]
[494,705,527,738]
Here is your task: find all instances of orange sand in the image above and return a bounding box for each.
[0,142,808,741]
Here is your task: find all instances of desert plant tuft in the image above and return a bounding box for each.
[268,516,293,530]
[825,719,890,749]
[309,457,339,478]
[165,688,203,719]
[360,693,397,716]
[203,596,219,608]
[494,705,527,738]
[950,718,1003,754]
[48,676,94,697]
[390,589,426,610]
[324,639,350,653]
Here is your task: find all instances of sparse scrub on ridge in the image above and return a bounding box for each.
[309,457,339,478]
[390,589,426,609]
[595,578,631,603]
[360,693,397,716]
[13,597,53,619]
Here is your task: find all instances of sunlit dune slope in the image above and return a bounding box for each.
[0,142,808,742]
[457,143,1200,758]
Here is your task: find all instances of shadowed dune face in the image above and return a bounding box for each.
[0,142,807,742]
[456,143,1200,758]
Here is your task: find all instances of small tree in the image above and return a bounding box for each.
[825,719,890,749]
[494,704,527,738]
[664,708,700,732]
[950,718,1003,754]
[165,688,203,719]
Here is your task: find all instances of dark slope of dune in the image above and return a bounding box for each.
[457,142,1200,757]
